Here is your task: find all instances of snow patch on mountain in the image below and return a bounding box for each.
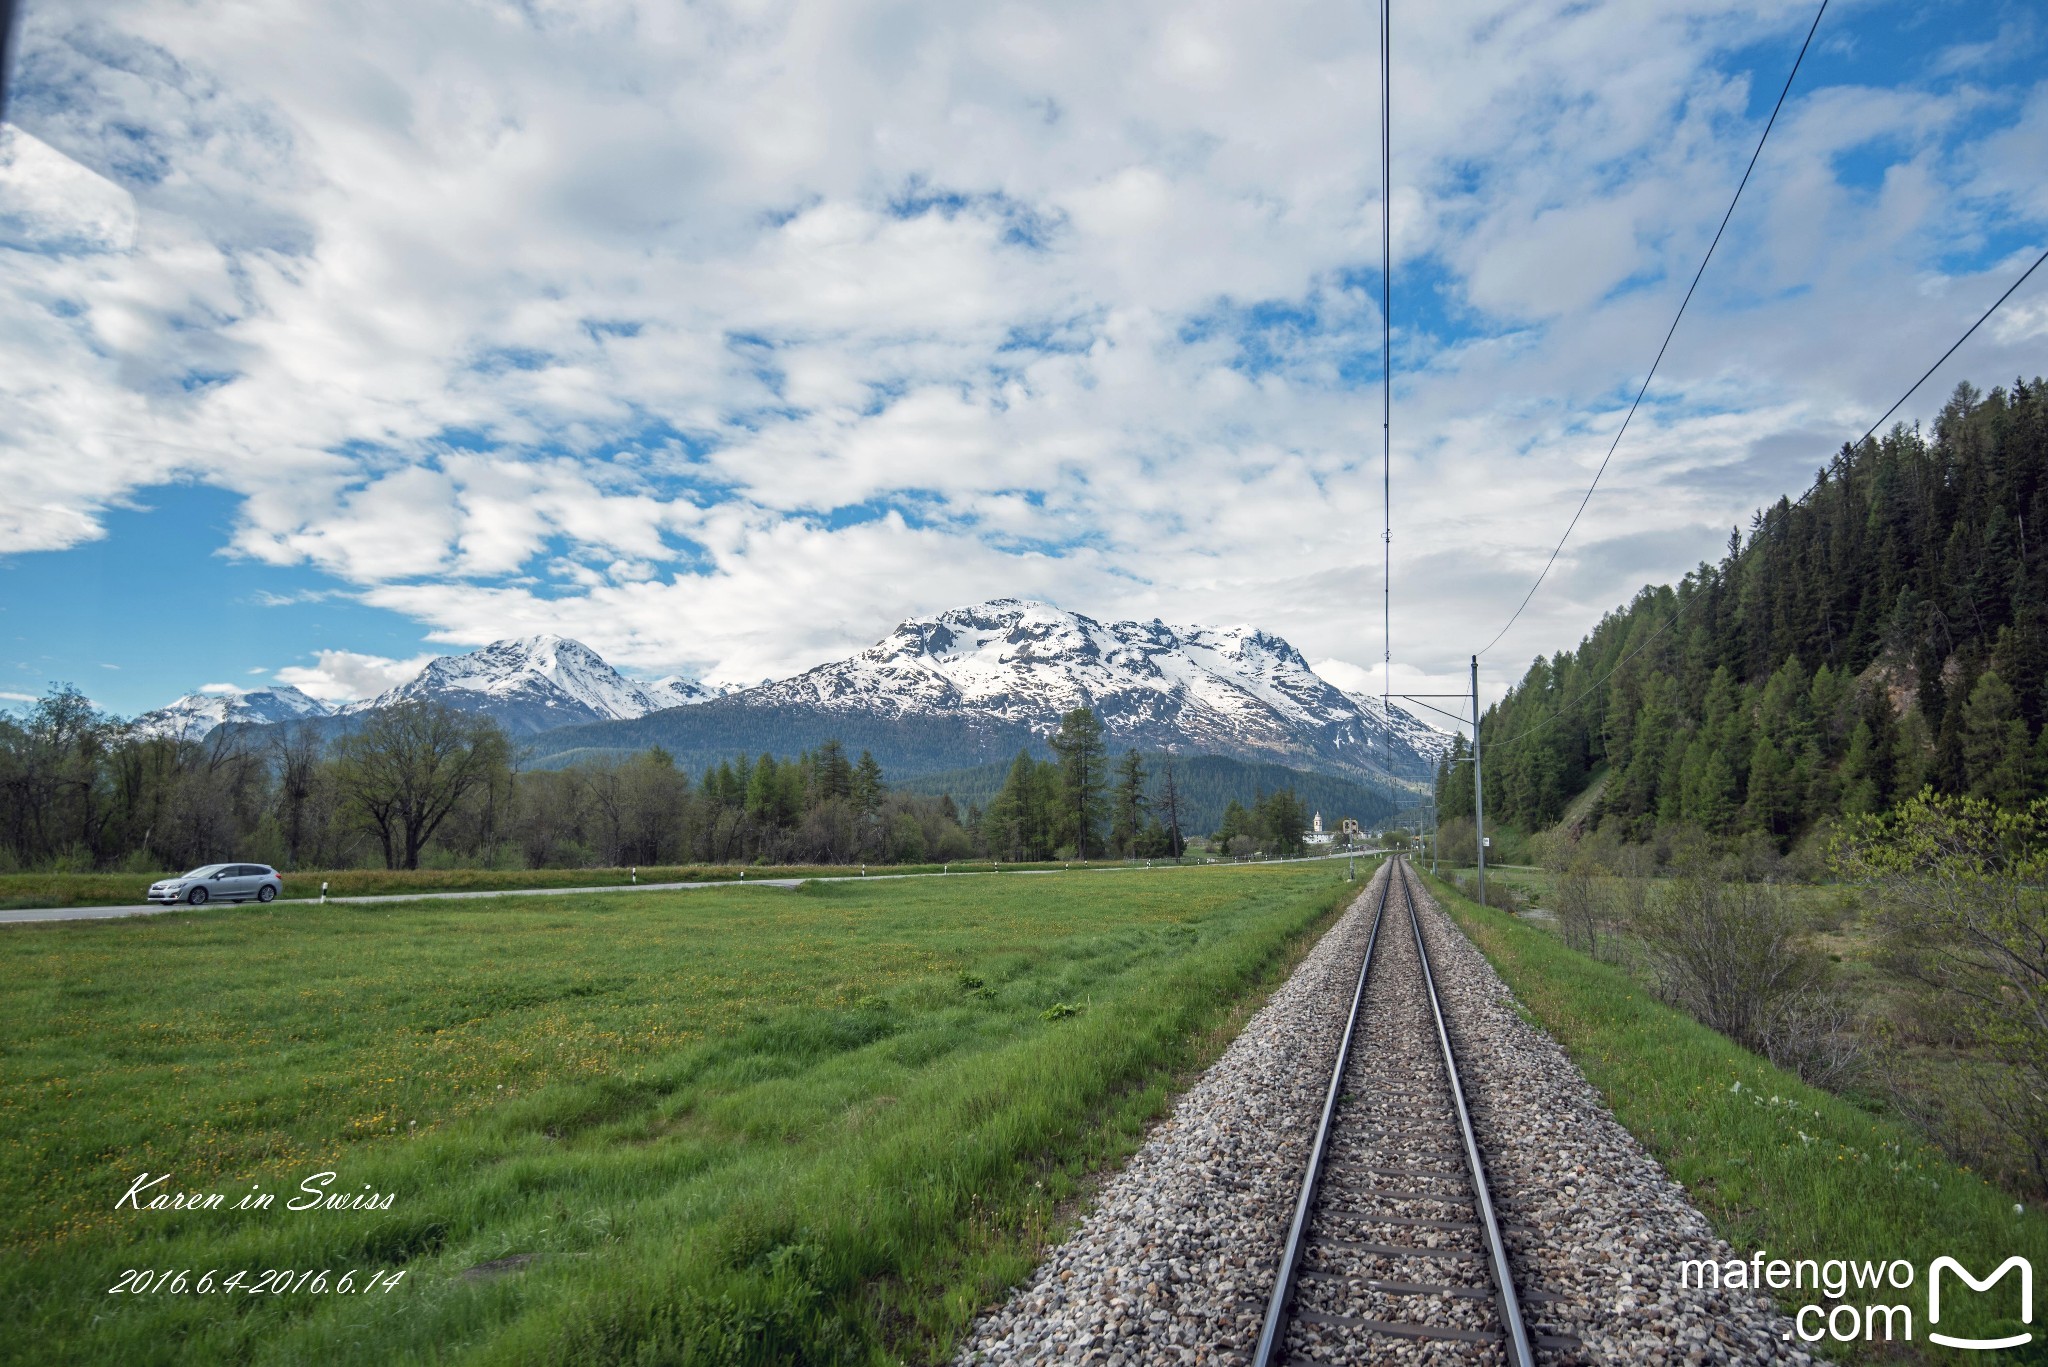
[134,684,333,743]
[646,675,739,708]
[1342,691,1459,766]
[137,637,727,740]
[336,635,723,733]
[746,599,1451,781]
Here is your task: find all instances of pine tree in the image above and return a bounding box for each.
[1962,671,2033,807]
[1840,720,1883,816]
[1155,755,1186,860]
[746,753,776,825]
[1214,798,1251,852]
[1613,677,1679,837]
[1681,739,1739,833]
[1809,663,1852,760]
[853,751,884,814]
[1894,707,1935,800]
[1110,749,1148,856]
[984,750,1038,860]
[815,738,854,802]
[1050,708,1108,858]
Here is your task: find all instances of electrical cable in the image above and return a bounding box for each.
[1380,0,1394,814]
[1853,245,2048,449]
[1381,0,1392,717]
[1474,0,1830,660]
[1486,238,2048,753]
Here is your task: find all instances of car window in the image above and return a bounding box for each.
[182,865,224,878]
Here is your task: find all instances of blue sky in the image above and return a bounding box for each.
[1,0,2044,718]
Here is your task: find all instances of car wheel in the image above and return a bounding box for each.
[257,885,276,903]
[187,887,208,905]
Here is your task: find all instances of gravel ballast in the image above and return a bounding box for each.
[951,862,1825,1366]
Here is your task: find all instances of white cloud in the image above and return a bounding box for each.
[0,0,2042,703]
[0,126,138,253]
[273,649,437,702]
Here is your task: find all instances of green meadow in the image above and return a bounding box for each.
[1426,872,2048,1363]
[0,863,1363,1366]
[0,862,1086,912]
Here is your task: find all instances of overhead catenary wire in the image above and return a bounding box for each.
[1486,239,2048,755]
[1473,0,1831,661]
[1852,245,2048,449]
[1384,0,1396,806]
[1381,0,1393,722]
[1377,0,1397,827]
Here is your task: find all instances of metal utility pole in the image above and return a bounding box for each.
[1470,654,1486,909]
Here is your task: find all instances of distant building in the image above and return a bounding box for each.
[1306,810,1335,845]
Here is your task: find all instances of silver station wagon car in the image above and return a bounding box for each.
[147,864,284,906]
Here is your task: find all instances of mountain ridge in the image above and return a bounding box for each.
[528,600,1450,786]
[149,601,1452,789]
[134,683,335,743]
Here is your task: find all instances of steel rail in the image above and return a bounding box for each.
[1250,860,1393,1367]
[1400,859,1536,1366]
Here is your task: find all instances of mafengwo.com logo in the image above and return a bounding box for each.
[1679,1250,2034,1351]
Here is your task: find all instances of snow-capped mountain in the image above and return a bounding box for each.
[134,684,333,743]
[1344,691,1459,768]
[136,610,1448,786]
[741,600,1449,785]
[137,636,725,742]
[338,635,717,735]
[647,675,738,708]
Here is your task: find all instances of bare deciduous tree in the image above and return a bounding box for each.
[330,703,512,870]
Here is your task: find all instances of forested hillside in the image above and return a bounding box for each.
[1440,378,2048,846]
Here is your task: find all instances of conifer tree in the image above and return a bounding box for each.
[1745,734,1797,839]
[1110,748,1148,856]
[1050,707,1108,858]
[1155,755,1186,860]
[984,750,1039,860]
[1841,720,1884,816]
[1894,707,1935,802]
[1963,671,2033,807]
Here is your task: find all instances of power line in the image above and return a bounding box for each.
[1487,585,1705,751]
[1487,238,2048,753]
[1853,245,2048,448]
[1474,0,1830,660]
[1380,0,1393,750]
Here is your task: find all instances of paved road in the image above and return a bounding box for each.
[0,850,1385,926]
[0,876,816,925]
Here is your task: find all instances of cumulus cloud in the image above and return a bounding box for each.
[0,0,2042,699]
[273,649,438,702]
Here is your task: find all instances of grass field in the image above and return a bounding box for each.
[0,861,1367,1366]
[0,861,1129,912]
[1424,872,2047,1362]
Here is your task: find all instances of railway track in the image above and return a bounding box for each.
[1254,857,1581,1365]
